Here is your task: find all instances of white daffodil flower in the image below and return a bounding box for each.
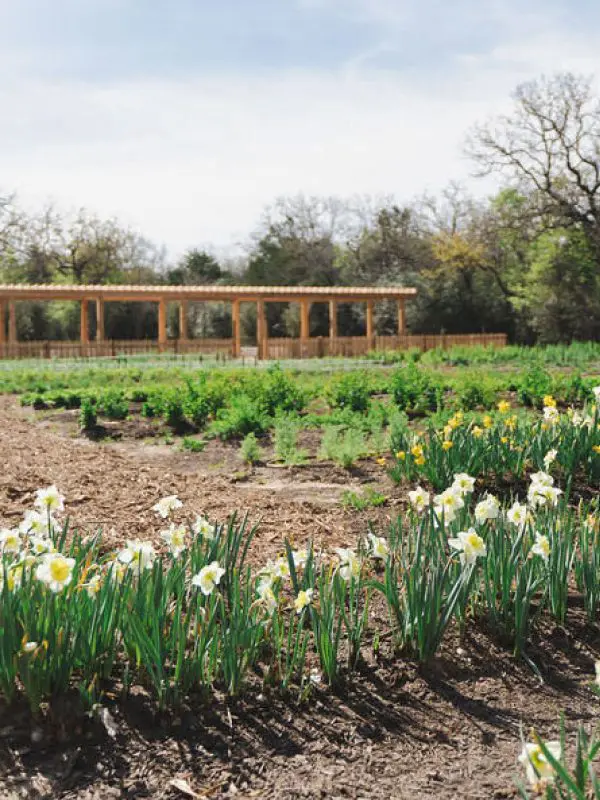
[34,486,65,514]
[117,540,156,571]
[519,740,561,788]
[257,580,278,613]
[0,528,21,554]
[152,495,183,519]
[191,561,225,596]
[452,473,476,495]
[35,553,76,593]
[408,486,430,513]
[506,501,528,529]
[448,528,487,565]
[367,533,389,560]
[543,449,558,470]
[294,588,314,614]
[531,532,550,562]
[160,524,187,557]
[474,495,500,524]
[334,548,361,581]
[192,516,216,540]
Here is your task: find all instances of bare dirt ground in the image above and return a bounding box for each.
[0,396,599,799]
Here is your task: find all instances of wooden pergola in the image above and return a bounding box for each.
[0,284,417,358]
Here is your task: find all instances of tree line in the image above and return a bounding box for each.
[2,72,600,345]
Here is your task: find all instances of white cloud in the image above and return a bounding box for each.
[1,6,600,257]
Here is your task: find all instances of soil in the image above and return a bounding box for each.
[0,396,599,799]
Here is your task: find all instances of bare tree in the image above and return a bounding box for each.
[466,73,600,246]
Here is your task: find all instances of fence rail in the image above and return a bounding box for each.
[0,332,507,361]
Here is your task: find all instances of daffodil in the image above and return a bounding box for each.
[408,486,430,513]
[152,495,183,519]
[474,495,500,524]
[506,501,528,529]
[595,660,600,688]
[192,516,216,540]
[20,510,58,537]
[531,532,550,562]
[442,440,453,451]
[117,540,156,571]
[543,394,556,408]
[34,486,64,514]
[543,405,559,423]
[257,580,278,613]
[519,739,560,789]
[160,524,187,557]
[483,415,493,428]
[448,528,486,565]
[29,536,54,556]
[472,425,483,438]
[395,450,406,461]
[375,457,386,466]
[497,400,510,414]
[367,533,389,560]
[543,449,558,470]
[452,473,475,495]
[294,588,314,614]
[0,528,21,554]
[434,488,465,515]
[35,553,76,593]
[335,548,361,581]
[191,561,225,596]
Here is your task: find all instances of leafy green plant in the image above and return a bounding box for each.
[79,397,97,431]
[326,371,372,413]
[273,414,308,465]
[180,437,206,453]
[342,488,387,511]
[319,426,367,469]
[240,432,262,464]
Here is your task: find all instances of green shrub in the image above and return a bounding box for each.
[389,364,444,413]
[240,432,262,464]
[273,414,308,465]
[79,398,97,431]
[517,365,553,408]
[211,395,270,440]
[326,371,371,413]
[319,426,367,469]
[183,381,211,428]
[180,436,206,453]
[98,390,129,420]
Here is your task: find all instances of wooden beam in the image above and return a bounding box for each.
[8,300,16,344]
[0,301,5,347]
[397,299,406,335]
[366,299,374,345]
[179,300,188,341]
[232,298,241,357]
[256,299,267,359]
[300,299,310,340]
[158,298,167,348]
[329,300,337,339]
[96,298,105,342]
[80,300,89,345]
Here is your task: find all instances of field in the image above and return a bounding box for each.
[1,342,600,799]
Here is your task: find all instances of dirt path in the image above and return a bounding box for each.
[0,397,599,799]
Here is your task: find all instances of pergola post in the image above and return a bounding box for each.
[96,298,105,342]
[300,298,310,340]
[329,300,337,339]
[0,301,5,348]
[8,300,17,345]
[397,299,406,336]
[179,300,188,343]
[256,299,267,359]
[158,298,167,351]
[366,299,375,348]
[232,298,241,357]
[80,299,90,345]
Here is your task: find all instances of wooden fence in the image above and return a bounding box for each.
[0,332,507,361]
[266,333,507,359]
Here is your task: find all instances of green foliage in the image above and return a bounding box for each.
[326,371,372,413]
[211,395,270,440]
[239,432,262,464]
[79,397,97,431]
[180,436,206,453]
[273,414,308,465]
[390,364,445,413]
[98,389,129,420]
[341,487,387,511]
[319,426,367,469]
[517,364,553,408]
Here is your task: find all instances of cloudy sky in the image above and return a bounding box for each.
[1,0,599,256]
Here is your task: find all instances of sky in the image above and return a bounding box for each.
[1,0,600,257]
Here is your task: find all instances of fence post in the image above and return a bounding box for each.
[44,341,50,359]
